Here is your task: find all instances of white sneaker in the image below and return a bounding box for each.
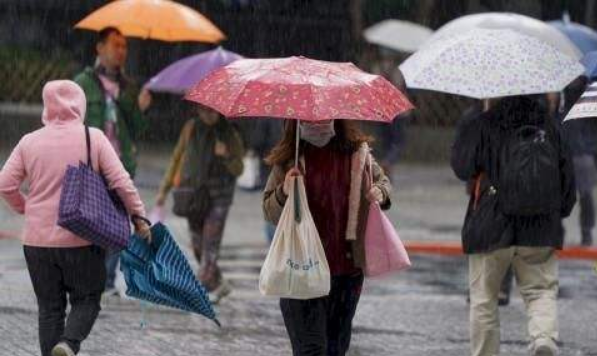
[51,342,75,356]
[209,280,232,304]
[532,338,558,356]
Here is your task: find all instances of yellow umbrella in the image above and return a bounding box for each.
[75,0,226,43]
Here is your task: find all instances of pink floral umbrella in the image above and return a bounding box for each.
[184,56,413,122]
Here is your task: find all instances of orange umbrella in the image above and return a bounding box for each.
[75,0,226,43]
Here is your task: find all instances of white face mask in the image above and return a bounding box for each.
[300,121,336,147]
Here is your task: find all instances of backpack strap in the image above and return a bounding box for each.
[473,172,485,211]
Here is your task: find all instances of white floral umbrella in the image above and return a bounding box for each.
[426,12,582,60]
[399,29,584,99]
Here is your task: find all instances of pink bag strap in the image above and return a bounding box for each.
[367,153,374,189]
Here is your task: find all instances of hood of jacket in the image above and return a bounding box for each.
[41,80,86,126]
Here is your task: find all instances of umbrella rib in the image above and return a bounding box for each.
[369,80,398,119]
[227,77,254,116]
[307,73,318,120]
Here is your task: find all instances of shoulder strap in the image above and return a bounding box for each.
[366,153,374,187]
[85,125,92,167]
[184,119,196,142]
[180,120,197,157]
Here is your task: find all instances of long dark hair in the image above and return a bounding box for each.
[265,120,373,166]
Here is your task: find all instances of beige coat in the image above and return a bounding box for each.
[262,143,392,269]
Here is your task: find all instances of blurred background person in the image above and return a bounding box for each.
[74,27,152,295]
[155,107,244,304]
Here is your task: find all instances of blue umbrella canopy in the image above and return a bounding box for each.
[581,51,597,79]
[120,223,219,325]
[549,18,597,55]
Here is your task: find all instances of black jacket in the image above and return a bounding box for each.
[451,97,576,254]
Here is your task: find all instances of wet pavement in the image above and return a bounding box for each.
[1,240,596,356]
[1,148,597,355]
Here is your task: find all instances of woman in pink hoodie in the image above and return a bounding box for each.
[0,80,150,356]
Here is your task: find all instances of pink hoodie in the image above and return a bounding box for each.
[0,80,146,248]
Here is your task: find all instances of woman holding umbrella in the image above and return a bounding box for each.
[185,56,413,355]
[262,119,392,355]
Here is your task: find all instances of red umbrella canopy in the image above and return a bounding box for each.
[185,56,413,122]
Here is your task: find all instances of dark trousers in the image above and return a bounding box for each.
[280,274,364,356]
[24,245,106,356]
[580,193,595,235]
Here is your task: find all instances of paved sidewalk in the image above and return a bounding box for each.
[1,237,596,356]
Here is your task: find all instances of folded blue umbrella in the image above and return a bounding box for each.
[120,223,219,326]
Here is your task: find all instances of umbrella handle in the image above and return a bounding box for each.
[294,120,300,169]
[293,120,302,223]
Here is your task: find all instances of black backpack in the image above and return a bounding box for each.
[498,124,561,216]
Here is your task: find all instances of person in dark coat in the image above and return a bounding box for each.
[460,100,515,306]
[561,77,597,246]
[563,116,597,246]
[451,95,576,356]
